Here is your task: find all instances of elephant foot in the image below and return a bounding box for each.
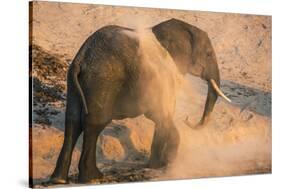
[148,158,167,169]
[44,177,68,185]
[78,170,103,183]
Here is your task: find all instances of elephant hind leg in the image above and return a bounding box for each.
[78,120,105,183]
[164,121,180,166]
[78,80,121,183]
[49,89,83,184]
[145,113,180,169]
[78,107,112,183]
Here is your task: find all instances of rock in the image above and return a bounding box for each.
[98,135,125,161]
[97,116,154,162]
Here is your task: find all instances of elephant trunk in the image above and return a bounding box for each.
[185,64,231,129]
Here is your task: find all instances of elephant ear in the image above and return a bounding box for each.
[185,27,208,77]
[190,29,208,66]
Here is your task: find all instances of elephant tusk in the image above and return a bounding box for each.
[210,79,231,103]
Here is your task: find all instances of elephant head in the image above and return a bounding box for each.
[152,18,231,129]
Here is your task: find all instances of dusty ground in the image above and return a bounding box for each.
[30,1,271,188]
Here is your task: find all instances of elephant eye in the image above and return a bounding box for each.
[207,51,212,57]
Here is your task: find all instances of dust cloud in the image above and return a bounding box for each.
[138,28,184,117]
[165,74,271,179]
[121,16,185,118]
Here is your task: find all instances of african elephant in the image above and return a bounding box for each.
[49,18,230,184]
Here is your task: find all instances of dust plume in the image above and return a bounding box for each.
[165,74,272,179]
[121,16,185,118]
[137,28,184,117]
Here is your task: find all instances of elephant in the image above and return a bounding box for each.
[48,18,231,184]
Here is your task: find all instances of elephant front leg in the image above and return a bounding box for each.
[149,126,168,168]
[147,116,180,169]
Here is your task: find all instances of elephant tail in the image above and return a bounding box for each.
[71,44,89,114]
[73,69,88,114]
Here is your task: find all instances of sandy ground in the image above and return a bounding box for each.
[30,1,271,188]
